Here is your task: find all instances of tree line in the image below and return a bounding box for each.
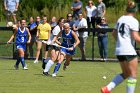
[0,0,139,21]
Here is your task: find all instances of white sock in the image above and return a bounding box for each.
[44,60,54,72]
[126,77,137,93]
[107,74,124,91]
[44,57,51,63]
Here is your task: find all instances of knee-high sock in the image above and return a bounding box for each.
[126,77,137,93]
[44,57,51,63]
[20,57,26,67]
[44,60,54,72]
[53,63,61,74]
[15,57,20,66]
[107,74,125,91]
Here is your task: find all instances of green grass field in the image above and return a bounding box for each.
[0,59,140,93]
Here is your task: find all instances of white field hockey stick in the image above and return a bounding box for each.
[41,40,69,50]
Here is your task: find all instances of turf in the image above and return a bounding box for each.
[0,59,140,93]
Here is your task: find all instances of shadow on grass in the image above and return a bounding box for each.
[34,74,64,78]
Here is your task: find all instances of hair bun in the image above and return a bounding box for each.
[126,1,137,13]
[128,1,136,8]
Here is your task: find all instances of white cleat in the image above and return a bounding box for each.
[23,67,28,70]
[52,73,57,77]
[34,60,38,63]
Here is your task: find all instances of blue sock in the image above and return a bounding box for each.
[20,57,26,67]
[107,74,125,91]
[15,57,20,66]
[53,63,61,74]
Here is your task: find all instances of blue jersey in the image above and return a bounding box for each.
[15,27,28,51]
[61,30,75,55]
[16,27,28,43]
[61,30,75,48]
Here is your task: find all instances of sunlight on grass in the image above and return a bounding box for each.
[0,59,140,93]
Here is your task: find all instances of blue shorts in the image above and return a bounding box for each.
[60,47,75,55]
[16,44,26,51]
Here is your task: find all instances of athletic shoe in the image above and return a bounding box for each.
[101,86,111,93]
[63,64,68,71]
[100,58,104,61]
[14,65,18,70]
[42,59,46,69]
[34,59,38,63]
[43,72,50,76]
[23,67,28,70]
[52,73,57,77]
[104,58,107,62]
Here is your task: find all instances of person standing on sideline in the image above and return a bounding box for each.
[71,0,83,20]
[85,0,97,36]
[96,0,106,25]
[96,17,108,62]
[34,15,51,63]
[49,16,57,30]
[35,16,41,26]
[66,13,75,29]
[27,17,38,59]
[73,13,88,60]
[4,0,19,25]
[7,19,31,70]
[101,1,139,93]
[51,23,80,77]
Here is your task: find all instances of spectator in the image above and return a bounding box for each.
[17,20,21,27]
[85,0,97,35]
[34,15,51,63]
[96,0,106,25]
[27,17,38,59]
[66,13,75,29]
[96,17,108,61]
[49,16,57,30]
[4,0,19,25]
[73,13,88,60]
[71,0,83,20]
[7,19,31,70]
[36,16,41,26]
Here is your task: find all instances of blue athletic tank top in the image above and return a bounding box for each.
[16,27,28,43]
[61,30,75,48]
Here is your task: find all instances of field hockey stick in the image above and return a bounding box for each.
[0,42,26,45]
[52,43,69,50]
[0,42,15,45]
[41,40,69,50]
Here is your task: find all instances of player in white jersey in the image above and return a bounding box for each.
[42,17,64,76]
[101,1,140,93]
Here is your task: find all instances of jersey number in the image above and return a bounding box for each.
[119,23,125,36]
[21,37,24,42]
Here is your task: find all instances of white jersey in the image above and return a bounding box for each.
[115,15,139,55]
[85,6,97,17]
[74,18,88,38]
[48,25,61,42]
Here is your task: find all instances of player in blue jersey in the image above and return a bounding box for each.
[7,19,31,70]
[42,17,64,76]
[51,23,80,77]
